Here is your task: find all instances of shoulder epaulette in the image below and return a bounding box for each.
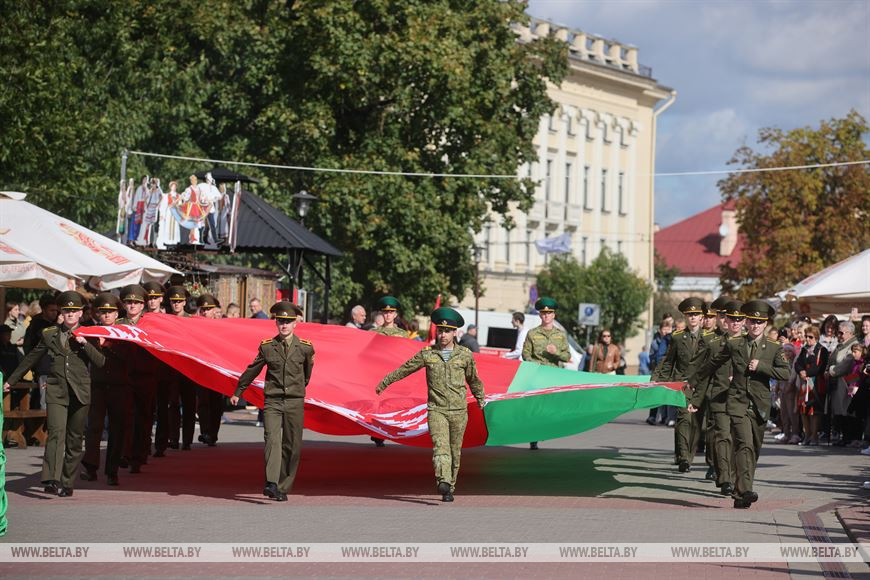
[422,346,432,351]
[702,330,715,336]
[672,329,685,335]
[766,339,779,345]
[42,326,57,334]
[260,338,273,345]
[299,338,312,346]
[728,336,742,342]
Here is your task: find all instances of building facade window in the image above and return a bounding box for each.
[484,224,492,262]
[617,240,623,255]
[583,165,591,210]
[545,159,553,201]
[505,228,511,264]
[525,229,532,265]
[581,236,588,265]
[618,171,626,215]
[601,169,609,213]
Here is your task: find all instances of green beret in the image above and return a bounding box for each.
[119,284,147,303]
[94,292,121,311]
[270,301,303,320]
[196,293,220,309]
[431,307,464,329]
[723,300,744,317]
[167,286,188,302]
[535,297,558,313]
[741,299,775,321]
[678,297,705,315]
[56,290,84,310]
[377,296,401,312]
[709,295,731,313]
[142,281,165,298]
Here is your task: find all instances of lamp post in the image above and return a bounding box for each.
[291,190,318,225]
[473,245,483,328]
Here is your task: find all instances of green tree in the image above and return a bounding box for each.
[0,0,567,318]
[718,111,870,298]
[536,249,652,344]
[653,249,680,323]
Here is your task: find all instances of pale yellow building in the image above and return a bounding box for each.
[460,17,675,359]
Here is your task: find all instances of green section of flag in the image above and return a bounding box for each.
[483,385,685,446]
[507,361,650,393]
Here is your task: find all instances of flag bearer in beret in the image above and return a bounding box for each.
[3,291,105,497]
[117,284,156,473]
[376,307,486,502]
[690,300,790,508]
[522,297,570,450]
[652,297,705,473]
[231,302,314,502]
[82,293,129,486]
[165,285,196,450]
[368,295,406,447]
[195,293,224,446]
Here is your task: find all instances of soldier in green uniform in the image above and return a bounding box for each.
[377,307,485,502]
[117,284,156,473]
[141,281,173,458]
[522,297,570,450]
[165,285,196,450]
[195,293,224,446]
[232,302,314,502]
[81,292,129,486]
[3,291,105,497]
[690,300,790,508]
[369,296,406,447]
[142,281,165,314]
[697,298,725,481]
[652,297,705,472]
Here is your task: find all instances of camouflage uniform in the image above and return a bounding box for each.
[377,344,485,492]
[371,326,407,338]
[522,327,570,367]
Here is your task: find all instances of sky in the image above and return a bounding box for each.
[527,0,870,227]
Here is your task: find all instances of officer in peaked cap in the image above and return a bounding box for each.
[195,292,224,446]
[3,290,105,497]
[652,296,706,473]
[163,285,196,450]
[82,292,129,486]
[142,281,165,314]
[232,301,314,501]
[690,298,789,508]
[166,286,191,318]
[119,284,147,308]
[522,297,570,450]
[376,306,485,502]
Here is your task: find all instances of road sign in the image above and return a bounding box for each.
[578,303,600,326]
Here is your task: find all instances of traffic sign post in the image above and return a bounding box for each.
[578,303,600,327]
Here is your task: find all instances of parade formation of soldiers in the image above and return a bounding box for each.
[2,282,791,509]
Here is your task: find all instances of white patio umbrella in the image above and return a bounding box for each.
[783,248,870,316]
[0,191,180,290]
[0,236,79,291]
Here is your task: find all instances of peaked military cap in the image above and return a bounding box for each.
[167,285,188,302]
[535,297,558,312]
[56,290,84,310]
[196,293,219,309]
[678,297,705,315]
[377,296,401,312]
[270,301,303,320]
[431,307,464,329]
[709,295,731,314]
[741,299,775,321]
[142,281,165,298]
[723,300,745,317]
[94,292,121,311]
[119,284,147,303]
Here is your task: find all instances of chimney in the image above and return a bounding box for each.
[719,205,738,256]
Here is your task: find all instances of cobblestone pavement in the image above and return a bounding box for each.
[1,409,867,578]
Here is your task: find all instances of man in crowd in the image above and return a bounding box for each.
[196,293,224,446]
[652,297,705,473]
[81,292,129,486]
[646,315,674,425]
[522,297,570,450]
[249,297,269,320]
[690,300,790,508]
[3,291,105,497]
[232,301,314,502]
[503,312,529,361]
[459,324,480,353]
[376,307,485,502]
[345,305,367,329]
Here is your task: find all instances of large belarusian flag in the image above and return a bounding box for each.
[78,314,685,447]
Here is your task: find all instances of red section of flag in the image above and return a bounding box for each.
[426,293,441,343]
[77,313,519,447]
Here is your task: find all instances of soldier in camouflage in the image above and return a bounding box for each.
[376,307,486,502]
[369,295,406,447]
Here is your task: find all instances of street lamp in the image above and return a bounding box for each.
[472,245,483,328]
[292,190,318,223]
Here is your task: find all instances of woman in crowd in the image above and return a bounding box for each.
[796,325,828,446]
[819,315,840,353]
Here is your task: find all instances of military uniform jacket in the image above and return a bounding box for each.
[651,328,702,382]
[693,335,790,420]
[522,326,571,367]
[235,334,314,399]
[688,329,731,411]
[92,324,130,386]
[379,344,485,412]
[5,324,105,406]
[117,314,159,381]
[371,326,406,338]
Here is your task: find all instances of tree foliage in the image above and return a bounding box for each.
[536,249,652,344]
[718,111,870,298]
[0,0,567,317]
[653,249,680,322]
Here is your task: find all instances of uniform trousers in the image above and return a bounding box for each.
[167,374,197,447]
[674,406,703,463]
[263,396,304,493]
[44,398,89,489]
[428,409,468,492]
[710,410,735,487]
[197,386,224,442]
[730,407,765,496]
[83,382,130,477]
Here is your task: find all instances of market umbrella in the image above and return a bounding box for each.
[783,248,870,316]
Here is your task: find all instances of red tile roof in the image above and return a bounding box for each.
[655,202,745,276]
